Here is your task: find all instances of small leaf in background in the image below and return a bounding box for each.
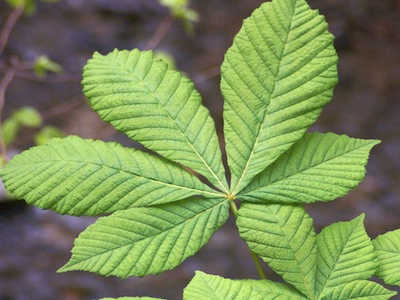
[12,106,42,128]
[1,106,42,146]
[159,0,199,34]
[237,203,317,298]
[5,0,60,16]
[34,125,64,145]
[183,271,307,300]
[2,119,19,146]
[154,51,176,69]
[59,198,229,278]
[315,214,378,298]
[33,55,63,78]
[373,229,400,286]
[5,0,36,15]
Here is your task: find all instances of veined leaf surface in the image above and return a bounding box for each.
[320,280,396,300]
[59,198,229,278]
[237,203,317,298]
[221,0,338,194]
[82,49,228,192]
[100,298,164,300]
[1,136,220,215]
[183,271,307,300]
[373,229,400,286]
[239,133,380,204]
[315,215,378,299]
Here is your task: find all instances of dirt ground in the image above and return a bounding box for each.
[0,0,399,299]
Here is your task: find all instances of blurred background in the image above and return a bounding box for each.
[0,0,399,299]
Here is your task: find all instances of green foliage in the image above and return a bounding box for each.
[373,229,400,286]
[237,204,317,296]
[34,125,64,145]
[2,106,42,146]
[2,118,19,146]
[159,0,199,33]
[1,0,400,298]
[154,50,177,69]
[33,55,63,78]
[57,199,228,278]
[183,271,307,299]
[221,0,337,194]
[101,298,164,300]
[12,106,42,127]
[1,106,63,147]
[5,0,59,15]
[239,133,380,204]
[82,49,228,192]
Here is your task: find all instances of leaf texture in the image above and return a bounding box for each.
[82,49,228,192]
[58,198,229,278]
[1,136,219,215]
[101,298,165,300]
[237,203,317,298]
[321,280,396,300]
[183,271,307,300]
[239,133,380,204]
[373,229,400,286]
[315,215,378,298]
[221,0,338,194]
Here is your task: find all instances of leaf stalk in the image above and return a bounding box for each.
[229,200,267,280]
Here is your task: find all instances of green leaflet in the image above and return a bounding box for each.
[183,271,307,300]
[239,133,380,204]
[320,281,396,300]
[315,215,378,299]
[221,0,338,194]
[58,198,229,278]
[82,49,228,193]
[237,203,317,298]
[373,229,400,286]
[1,136,220,215]
[237,207,388,300]
[100,298,164,300]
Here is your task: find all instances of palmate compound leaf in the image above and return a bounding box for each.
[183,271,307,300]
[0,136,221,216]
[315,214,378,299]
[82,49,228,193]
[58,198,229,278]
[320,280,396,300]
[238,132,380,204]
[221,0,338,195]
[237,203,317,298]
[373,229,400,286]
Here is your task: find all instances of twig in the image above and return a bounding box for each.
[0,5,24,56]
[40,95,84,119]
[0,71,81,83]
[143,16,174,50]
[0,57,20,162]
[192,66,221,84]
[229,200,267,280]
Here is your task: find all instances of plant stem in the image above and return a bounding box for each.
[143,16,173,50]
[229,200,267,280]
[0,56,19,163]
[0,6,24,56]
